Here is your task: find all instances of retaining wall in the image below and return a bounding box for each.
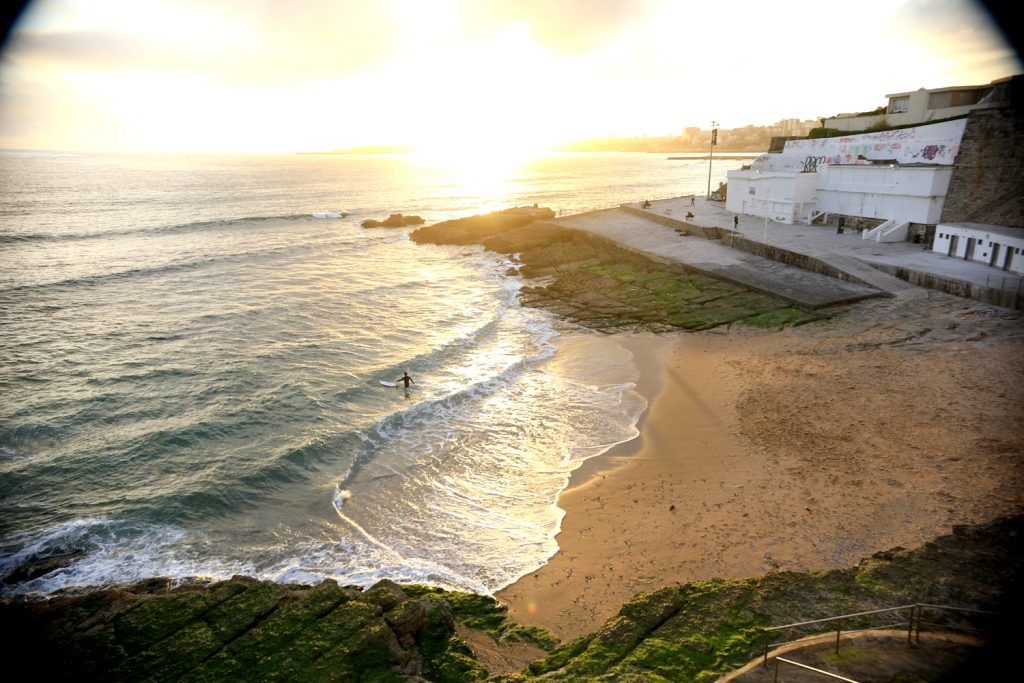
[941,107,1024,227]
[720,234,871,285]
[869,263,1023,310]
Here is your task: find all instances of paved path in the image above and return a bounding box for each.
[638,196,1023,295]
[550,209,881,309]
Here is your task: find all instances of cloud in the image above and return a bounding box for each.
[459,0,660,53]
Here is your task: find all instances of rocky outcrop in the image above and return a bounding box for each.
[2,515,1020,681]
[508,514,1023,682]
[411,208,824,332]
[0,577,500,682]
[361,213,425,228]
[3,549,85,585]
[409,207,555,244]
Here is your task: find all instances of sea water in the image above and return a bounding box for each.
[0,151,744,594]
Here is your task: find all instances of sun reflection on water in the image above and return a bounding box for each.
[413,144,545,214]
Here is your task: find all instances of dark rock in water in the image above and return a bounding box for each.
[409,206,556,245]
[361,213,425,228]
[129,577,172,595]
[3,549,85,585]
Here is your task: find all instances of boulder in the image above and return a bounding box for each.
[361,213,425,228]
[3,550,85,585]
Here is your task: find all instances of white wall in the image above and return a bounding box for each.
[726,171,817,224]
[783,119,966,166]
[816,165,953,223]
[933,224,1024,275]
[729,121,965,232]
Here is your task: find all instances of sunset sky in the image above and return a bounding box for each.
[0,0,1019,154]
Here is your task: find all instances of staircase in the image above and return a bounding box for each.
[861,219,910,243]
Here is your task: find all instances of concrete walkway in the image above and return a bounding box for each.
[550,209,881,309]
[639,196,1023,298]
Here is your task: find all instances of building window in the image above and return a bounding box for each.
[890,97,910,113]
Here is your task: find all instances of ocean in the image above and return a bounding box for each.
[0,150,744,595]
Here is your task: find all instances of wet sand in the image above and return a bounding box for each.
[496,292,1024,640]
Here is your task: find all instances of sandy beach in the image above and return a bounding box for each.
[496,290,1024,641]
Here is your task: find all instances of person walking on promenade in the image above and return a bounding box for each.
[690,195,696,206]
[734,215,739,229]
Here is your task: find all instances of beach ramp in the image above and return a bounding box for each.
[550,209,882,309]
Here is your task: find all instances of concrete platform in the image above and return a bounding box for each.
[637,196,1023,299]
[550,209,882,309]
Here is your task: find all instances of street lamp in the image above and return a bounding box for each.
[706,121,718,200]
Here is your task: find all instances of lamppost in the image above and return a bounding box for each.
[706,121,718,200]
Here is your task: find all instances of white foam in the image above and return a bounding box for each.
[332,487,352,509]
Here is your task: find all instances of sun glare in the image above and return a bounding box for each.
[413,142,539,213]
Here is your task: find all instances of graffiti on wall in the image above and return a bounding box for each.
[802,156,827,172]
[781,119,966,166]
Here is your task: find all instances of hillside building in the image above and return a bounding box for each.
[822,76,1014,132]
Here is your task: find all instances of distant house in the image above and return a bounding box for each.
[822,76,1016,132]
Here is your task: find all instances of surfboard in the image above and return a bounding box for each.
[378,380,397,387]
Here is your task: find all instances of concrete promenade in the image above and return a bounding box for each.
[554,196,1023,309]
[549,209,881,309]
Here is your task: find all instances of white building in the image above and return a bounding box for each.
[726,120,965,236]
[933,223,1024,275]
[726,169,817,224]
[815,164,955,241]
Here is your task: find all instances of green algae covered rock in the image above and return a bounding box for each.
[1,516,1019,681]
[413,211,827,334]
[507,516,1022,681]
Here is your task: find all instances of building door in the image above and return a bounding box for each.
[1003,247,1015,272]
[948,235,959,257]
[965,238,977,261]
[990,244,1000,267]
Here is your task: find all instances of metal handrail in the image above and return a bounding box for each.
[915,603,997,615]
[773,657,860,683]
[761,602,998,666]
[763,604,917,632]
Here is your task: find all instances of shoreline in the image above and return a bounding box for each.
[548,332,673,488]
[495,330,749,636]
[496,294,1024,641]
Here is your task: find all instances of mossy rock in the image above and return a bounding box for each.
[2,516,1020,682]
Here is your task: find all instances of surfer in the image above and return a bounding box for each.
[397,371,414,388]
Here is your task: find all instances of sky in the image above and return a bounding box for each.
[0,0,1019,154]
